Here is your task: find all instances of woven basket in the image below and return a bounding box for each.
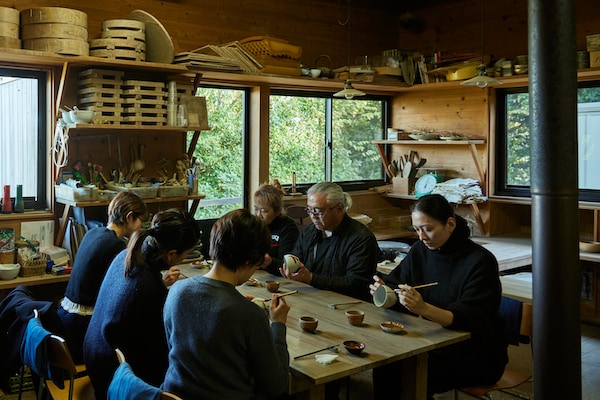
[18,253,48,277]
[240,36,302,59]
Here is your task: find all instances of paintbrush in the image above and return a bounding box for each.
[394,282,438,293]
[327,300,362,309]
[264,290,298,301]
[293,345,339,360]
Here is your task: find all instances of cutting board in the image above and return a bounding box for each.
[128,9,174,64]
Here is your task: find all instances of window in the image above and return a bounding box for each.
[496,84,600,201]
[269,92,387,190]
[189,87,247,219]
[0,67,47,210]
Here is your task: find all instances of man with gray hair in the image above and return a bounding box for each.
[280,182,378,301]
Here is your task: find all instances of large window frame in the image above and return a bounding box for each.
[495,83,600,202]
[0,67,47,210]
[269,89,389,193]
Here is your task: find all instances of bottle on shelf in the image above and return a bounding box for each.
[14,184,25,213]
[1,185,13,213]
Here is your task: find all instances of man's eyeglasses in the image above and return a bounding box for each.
[253,207,270,214]
[304,203,341,218]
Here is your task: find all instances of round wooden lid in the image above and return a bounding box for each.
[128,9,174,64]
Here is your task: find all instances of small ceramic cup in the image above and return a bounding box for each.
[345,310,365,326]
[373,285,398,308]
[299,316,318,333]
[283,254,301,274]
[265,280,280,293]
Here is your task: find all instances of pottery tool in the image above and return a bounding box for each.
[294,345,339,360]
[394,282,438,293]
[327,300,362,309]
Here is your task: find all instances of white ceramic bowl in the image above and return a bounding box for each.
[62,111,74,124]
[0,263,21,280]
[310,68,322,78]
[69,109,94,124]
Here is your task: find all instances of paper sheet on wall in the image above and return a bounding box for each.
[20,221,55,248]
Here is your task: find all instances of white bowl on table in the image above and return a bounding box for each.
[0,263,21,280]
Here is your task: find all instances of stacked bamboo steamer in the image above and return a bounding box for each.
[0,7,20,49]
[20,7,88,56]
[89,19,146,61]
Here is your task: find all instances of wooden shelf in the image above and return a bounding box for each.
[64,124,211,132]
[372,139,485,145]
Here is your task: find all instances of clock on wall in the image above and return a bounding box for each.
[414,174,437,197]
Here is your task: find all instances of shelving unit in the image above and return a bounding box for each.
[48,56,210,246]
[372,139,488,234]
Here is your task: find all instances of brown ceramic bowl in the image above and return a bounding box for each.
[265,280,280,293]
[299,316,318,333]
[343,340,366,355]
[345,310,365,326]
[380,321,405,334]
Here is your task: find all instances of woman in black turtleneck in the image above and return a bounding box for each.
[370,194,508,399]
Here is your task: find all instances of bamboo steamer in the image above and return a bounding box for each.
[0,6,20,48]
[0,6,19,24]
[20,7,87,28]
[23,38,89,56]
[22,23,88,41]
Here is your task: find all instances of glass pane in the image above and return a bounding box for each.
[332,99,384,181]
[0,75,39,199]
[578,102,600,190]
[505,92,530,186]
[269,96,326,184]
[190,87,245,219]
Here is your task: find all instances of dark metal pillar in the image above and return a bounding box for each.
[529,0,581,398]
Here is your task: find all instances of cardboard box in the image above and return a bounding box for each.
[590,51,600,68]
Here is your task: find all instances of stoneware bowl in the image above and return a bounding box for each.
[343,340,366,355]
[0,263,21,280]
[265,280,280,293]
[283,254,301,274]
[69,109,94,124]
[299,316,318,333]
[345,310,365,326]
[373,285,398,308]
[61,111,74,124]
[310,68,322,78]
[380,321,405,334]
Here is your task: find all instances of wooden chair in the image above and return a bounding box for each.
[109,348,183,400]
[44,335,95,400]
[19,309,94,400]
[457,299,533,399]
[286,204,308,231]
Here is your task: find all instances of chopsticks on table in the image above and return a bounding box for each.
[264,290,298,302]
[394,282,438,293]
[294,345,339,360]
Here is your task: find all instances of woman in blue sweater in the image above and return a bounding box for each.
[162,209,290,400]
[84,208,200,400]
[370,194,508,398]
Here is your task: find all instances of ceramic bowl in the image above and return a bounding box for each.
[345,310,365,326]
[283,254,301,274]
[0,263,21,280]
[343,340,365,355]
[62,111,74,124]
[69,109,94,124]
[380,321,405,334]
[310,68,322,78]
[265,280,280,293]
[373,285,398,308]
[299,316,318,333]
[408,133,438,141]
[580,241,600,253]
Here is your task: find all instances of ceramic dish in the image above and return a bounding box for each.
[408,133,438,141]
[343,340,366,355]
[380,321,405,334]
[439,135,468,141]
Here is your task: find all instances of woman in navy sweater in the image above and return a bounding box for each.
[84,208,200,400]
[370,194,508,398]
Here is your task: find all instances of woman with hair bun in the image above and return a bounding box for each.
[84,208,200,400]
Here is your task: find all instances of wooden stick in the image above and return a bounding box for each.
[394,282,438,293]
[327,300,362,309]
[265,290,299,301]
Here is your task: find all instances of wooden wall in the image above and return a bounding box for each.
[2,0,598,71]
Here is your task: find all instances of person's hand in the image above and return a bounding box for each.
[162,266,181,286]
[279,263,312,284]
[269,293,290,324]
[259,254,272,269]
[396,284,426,314]
[369,274,384,296]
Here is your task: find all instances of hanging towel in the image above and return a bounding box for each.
[107,361,161,400]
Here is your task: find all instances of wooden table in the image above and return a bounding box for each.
[177,265,470,400]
